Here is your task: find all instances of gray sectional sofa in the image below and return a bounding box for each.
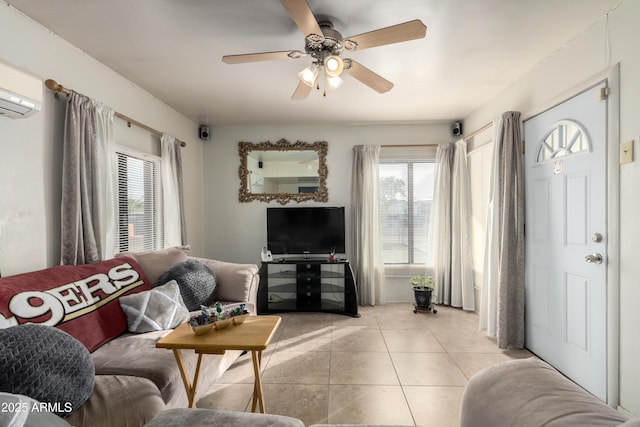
[70,247,260,427]
[460,357,639,427]
[0,246,260,427]
[0,245,423,427]
[145,408,418,427]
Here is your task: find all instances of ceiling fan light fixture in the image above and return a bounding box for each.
[326,74,344,90]
[324,55,344,77]
[223,2,427,99]
[298,64,319,87]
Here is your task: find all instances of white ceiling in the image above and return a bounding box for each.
[8,0,622,127]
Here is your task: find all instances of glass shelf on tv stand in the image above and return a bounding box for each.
[258,258,359,317]
[271,255,349,263]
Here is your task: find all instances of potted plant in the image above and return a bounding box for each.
[410,275,437,313]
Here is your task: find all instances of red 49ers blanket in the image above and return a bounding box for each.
[0,257,151,352]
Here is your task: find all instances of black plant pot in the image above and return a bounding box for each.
[413,287,433,309]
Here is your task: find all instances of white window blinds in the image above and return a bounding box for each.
[379,146,436,264]
[116,150,163,252]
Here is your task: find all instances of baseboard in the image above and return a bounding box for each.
[617,405,636,419]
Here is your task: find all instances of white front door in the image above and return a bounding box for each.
[524,82,607,401]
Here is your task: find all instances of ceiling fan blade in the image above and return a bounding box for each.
[344,60,394,93]
[292,81,313,100]
[346,19,427,51]
[281,0,323,37]
[222,50,303,64]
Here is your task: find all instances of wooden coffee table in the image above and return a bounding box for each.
[156,315,281,413]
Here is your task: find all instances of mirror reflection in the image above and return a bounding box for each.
[247,150,319,194]
[238,139,328,204]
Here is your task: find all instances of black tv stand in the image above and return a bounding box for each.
[258,259,359,317]
[275,256,347,263]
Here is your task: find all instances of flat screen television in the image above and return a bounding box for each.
[267,207,345,255]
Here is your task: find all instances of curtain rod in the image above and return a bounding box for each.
[381,144,440,148]
[44,79,186,148]
[381,122,494,148]
[463,121,493,141]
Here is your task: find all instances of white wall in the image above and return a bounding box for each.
[0,3,205,276]
[463,0,640,416]
[202,123,450,272]
[466,129,493,308]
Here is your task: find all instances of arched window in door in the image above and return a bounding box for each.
[536,119,591,162]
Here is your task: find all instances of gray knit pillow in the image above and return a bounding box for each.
[156,259,217,311]
[0,324,94,417]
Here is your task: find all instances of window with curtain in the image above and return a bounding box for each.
[379,159,436,264]
[116,148,164,252]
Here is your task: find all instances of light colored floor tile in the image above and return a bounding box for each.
[391,352,468,386]
[214,352,256,384]
[332,311,379,327]
[330,351,399,385]
[372,303,414,314]
[374,308,430,330]
[431,329,504,353]
[424,315,480,334]
[382,328,445,353]
[420,306,481,334]
[328,385,415,425]
[404,385,465,427]
[278,312,334,329]
[450,351,536,379]
[214,349,277,384]
[331,326,388,352]
[263,350,330,384]
[209,303,531,426]
[196,383,254,411]
[262,384,329,426]
[275,324,333,352]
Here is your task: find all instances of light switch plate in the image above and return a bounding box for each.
[621,140,634,164]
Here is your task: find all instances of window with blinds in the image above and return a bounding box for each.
[116,150,163,252]
[379,160,436,264]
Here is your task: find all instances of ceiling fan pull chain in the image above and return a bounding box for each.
[322,68,326,97]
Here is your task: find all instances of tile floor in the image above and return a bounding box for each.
[196,303,534,426]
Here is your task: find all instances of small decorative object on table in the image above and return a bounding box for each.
[410,275,437,314]
[189,303,250,335]
[189,319,214,335]
[328,247,337,263]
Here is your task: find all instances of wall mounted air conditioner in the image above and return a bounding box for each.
[0,61,42,119]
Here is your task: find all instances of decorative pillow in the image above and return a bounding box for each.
[156,259,217,311]
[115,245,190,285]
[0,324,95,418]
[0,257,151,352]
[0,393,73,426]
[119,280,189,333]
[196,258,258,303]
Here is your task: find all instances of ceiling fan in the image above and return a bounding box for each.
[222,0,427,100]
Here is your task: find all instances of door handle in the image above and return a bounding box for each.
[585,253,603,264]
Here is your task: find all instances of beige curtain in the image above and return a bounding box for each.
[160,134,187,246]
[427,141,474,310]
[350,145,385,305]
[451,139,475,310]
[480,115,502,338]
[428,143,453,304]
